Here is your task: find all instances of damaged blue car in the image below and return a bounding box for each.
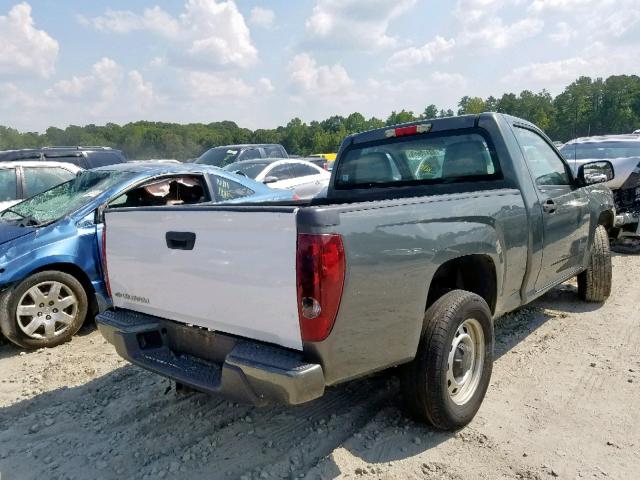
[0,161,293,349]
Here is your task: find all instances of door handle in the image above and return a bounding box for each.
[542,199,557,214]
[166,231,196,250]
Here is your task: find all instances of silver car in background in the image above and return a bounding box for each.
[223,158,330,199]
[560,135,640,248]
[0,161,83,211]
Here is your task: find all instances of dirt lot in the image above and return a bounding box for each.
[0,254,639,480]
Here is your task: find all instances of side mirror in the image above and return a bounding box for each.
[578,161,614,186]
[263,176,278,184]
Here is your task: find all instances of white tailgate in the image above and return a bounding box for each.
[105,209,302,350]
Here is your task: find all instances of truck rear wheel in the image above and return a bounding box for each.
[577,225,612,302]
[400,290,493,430]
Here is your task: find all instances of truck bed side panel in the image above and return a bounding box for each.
[304,189,528,384]
[105,209,303,350]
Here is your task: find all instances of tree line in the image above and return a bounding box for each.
[1,74,639,160]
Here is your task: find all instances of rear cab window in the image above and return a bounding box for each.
[334,130,501,190]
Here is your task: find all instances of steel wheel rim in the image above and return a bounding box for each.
[16,281,78,340]
[447,318,485,406]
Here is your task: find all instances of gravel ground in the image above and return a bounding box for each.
[0,253,639,480]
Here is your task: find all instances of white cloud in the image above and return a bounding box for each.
[249,7,275,28]
[429,72,467,89]
[502,43,638,88]
[548,22,576,45]
[45,58,156,116]
[186,72,274,98]
[0,82,39,110]
[529,0,639,39]
[77,7,180,37]
[459,17,544,49]
[454,0,508,24]
[147,56,166,68]
[257,77,274,93]
[305,0,416,50]
[0,2,59,78]
[387,36,456,69]
[79,0,257,69]
[288,53,353,96]
[528,0,602,13]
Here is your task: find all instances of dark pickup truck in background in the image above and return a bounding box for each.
[97,113,615,431]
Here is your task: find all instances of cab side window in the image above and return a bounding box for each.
[514,127,571,187]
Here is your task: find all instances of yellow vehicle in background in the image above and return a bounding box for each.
[310,153,337,161]
[309,153,337,170]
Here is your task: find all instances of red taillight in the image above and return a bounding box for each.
[296,233,345,342]
[101,226,111,297]
[385,123,432,138]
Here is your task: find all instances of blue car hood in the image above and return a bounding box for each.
[0,223,37,246]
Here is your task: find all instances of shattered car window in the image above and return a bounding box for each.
[0,171,130,225]
[109,176,207,208]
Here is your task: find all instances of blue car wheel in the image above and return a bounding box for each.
[0,270,88,349]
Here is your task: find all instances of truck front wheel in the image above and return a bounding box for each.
[577,225,612,302]
[400,290,493,430]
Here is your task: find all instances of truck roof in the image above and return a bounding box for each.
[342,113,532,149]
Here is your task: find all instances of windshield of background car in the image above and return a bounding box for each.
[0,170,131,225]
[222,160,270,179]
[560,142,640,160]
[195,148,240,167]
[334,131,501,189]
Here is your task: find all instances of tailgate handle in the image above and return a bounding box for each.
[166,231,196,250]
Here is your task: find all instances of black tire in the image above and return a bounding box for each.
[400,290,493,430]
[577,225,612,302]
[0,271,88,349]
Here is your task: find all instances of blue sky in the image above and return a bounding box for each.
[1,0,639,131]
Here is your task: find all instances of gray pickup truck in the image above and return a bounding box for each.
[96,113,615,430]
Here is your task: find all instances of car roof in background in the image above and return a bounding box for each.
[563,134,640,145]
[93,161,268,183]
[225,158,287,166]
[207,144,282,149]
[0,160,84,170]
[0,147,124,161]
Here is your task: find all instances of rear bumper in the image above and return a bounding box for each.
[96,309,325,406]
